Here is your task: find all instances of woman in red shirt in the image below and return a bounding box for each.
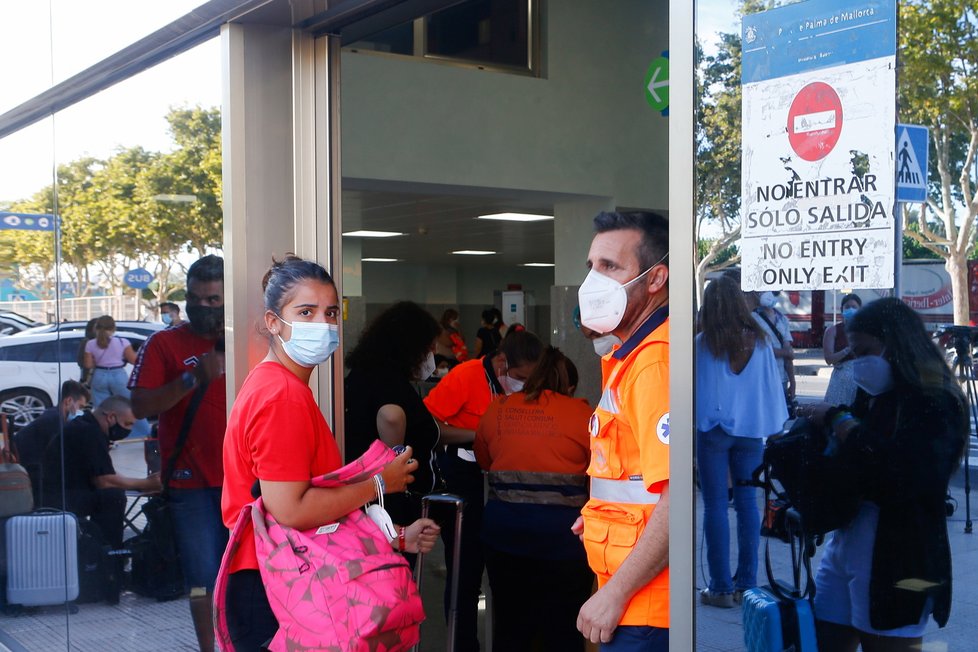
[220,255,439,650]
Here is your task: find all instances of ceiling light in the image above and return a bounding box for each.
[342,230,406,238]
[361,257,401,262]
[521,262,555,267]
[477,212,553,222]
[452,250,496,256]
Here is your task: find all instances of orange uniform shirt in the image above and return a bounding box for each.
[582,309,670,628]
[423,358,495,430]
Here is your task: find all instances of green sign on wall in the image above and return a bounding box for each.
[644,52,669,116]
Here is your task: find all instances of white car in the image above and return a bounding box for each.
[0,325,162,432]
[0,310,42,336]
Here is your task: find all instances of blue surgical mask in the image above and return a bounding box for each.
[842,307,858,321]
[851,354,894,396]
[161,312,173,325]
[276,316,339,367]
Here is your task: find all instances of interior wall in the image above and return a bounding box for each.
[356,262,554,348]
[341,0,668,211]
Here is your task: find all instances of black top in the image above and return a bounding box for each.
[344,367,440,524]
[841,384,967,630]
[12,406,62,504]
[40,411,115,517]
[475,326,502,357]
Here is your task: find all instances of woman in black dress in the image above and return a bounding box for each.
[344,301,442,531]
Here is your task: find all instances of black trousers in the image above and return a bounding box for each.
[484,547,594,652]
[436,448,485,652]
[225,569,278,651]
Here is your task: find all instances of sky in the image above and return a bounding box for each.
[0,1,220,203]
[0,0,743,204]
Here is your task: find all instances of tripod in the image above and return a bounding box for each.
[951,331,977,534]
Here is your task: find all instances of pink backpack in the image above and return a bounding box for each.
[214,440,424,651]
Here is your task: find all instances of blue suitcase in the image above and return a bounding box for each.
[743,585,818,652]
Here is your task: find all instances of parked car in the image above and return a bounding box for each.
[17,320,164,340]
[0,310,42,336]
[0,327,157,432]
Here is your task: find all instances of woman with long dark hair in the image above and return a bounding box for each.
[474,346,593,651]
[802,298,967,650]
[696,275,788,607]
[345,301,443,530]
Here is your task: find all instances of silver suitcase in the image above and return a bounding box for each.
[6,510,79,605]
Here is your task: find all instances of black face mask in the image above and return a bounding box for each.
[187,305,224,335]
[107,418,132,442]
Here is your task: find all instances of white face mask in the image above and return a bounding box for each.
[759,292,778,308]
[499,374,525,395]
[578,256,664,333]
[851,354,894,396]
[415,351,437,380]
[592,334,620,357]
[276,316,340,368]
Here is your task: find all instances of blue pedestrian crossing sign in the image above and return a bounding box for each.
[896,124,928,203]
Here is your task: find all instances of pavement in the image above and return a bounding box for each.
[3,350,978,650]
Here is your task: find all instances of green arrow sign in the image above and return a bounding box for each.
[644,55,670,114]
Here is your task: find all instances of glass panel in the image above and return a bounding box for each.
[695,1,977,649]
[425,0,529,68]
[348,21,415,55]
[0,1,220,647]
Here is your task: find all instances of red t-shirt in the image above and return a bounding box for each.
[128,323,226,489]
[423,358,494,430]
[221,361,342,571]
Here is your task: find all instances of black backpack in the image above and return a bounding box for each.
[127,496,184,601]
[753,416,861,539]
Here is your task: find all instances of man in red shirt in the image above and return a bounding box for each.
[130,255,226,652]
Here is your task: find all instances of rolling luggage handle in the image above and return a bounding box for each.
[413,493,465,652]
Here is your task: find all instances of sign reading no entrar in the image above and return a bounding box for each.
[740,0,897,291]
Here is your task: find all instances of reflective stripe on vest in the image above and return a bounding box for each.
[488,470,588,507]
[590,477,660,505]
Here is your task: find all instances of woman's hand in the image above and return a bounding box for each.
[404,518,441,554]
[796,401,832,426]
[380,446,418,494]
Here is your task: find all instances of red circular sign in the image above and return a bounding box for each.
[786,82,843,162]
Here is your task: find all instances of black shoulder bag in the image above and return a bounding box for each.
[129,381,208,601]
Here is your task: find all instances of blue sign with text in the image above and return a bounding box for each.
[125,268,154,289]
[0,212,56,231]
[742,0,897,84]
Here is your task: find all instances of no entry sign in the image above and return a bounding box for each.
[787,82,843,162]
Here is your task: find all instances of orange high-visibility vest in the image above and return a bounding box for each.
[582,311,670,628]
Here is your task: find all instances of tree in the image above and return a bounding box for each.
[899,1,978,323]
[695,0,775,305]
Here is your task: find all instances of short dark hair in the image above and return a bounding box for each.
[498,329,544,368]
[60,380,90,403]
[593,211,669,271]
[261,255,334,315]
[187,254,224,284]
[160,302,180,313]
[96,395,131,414]
[346,301,441,380]
[841,293,863,308]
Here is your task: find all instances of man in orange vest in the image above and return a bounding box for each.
[573,211,670,651]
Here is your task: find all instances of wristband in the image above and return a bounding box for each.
[373,473,386,498]
[830,410,853,429]
[397,526,406,552]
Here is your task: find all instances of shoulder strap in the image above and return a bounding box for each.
[161,382,208,496]
[755,309,784,347]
